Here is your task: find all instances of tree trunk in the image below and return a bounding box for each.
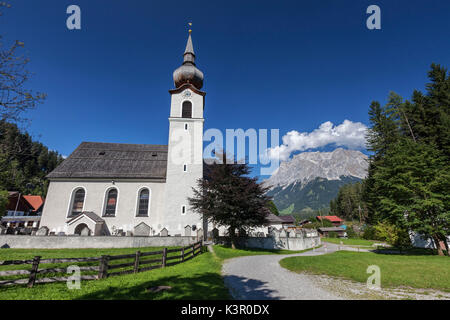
[229,227,236,249]
[432,235,444,256]
[438,234,449,256]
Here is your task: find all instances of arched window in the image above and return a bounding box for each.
[137,189,150,216]
[70,188,85,217]
[104,188,118,216]
[182,101,192,118]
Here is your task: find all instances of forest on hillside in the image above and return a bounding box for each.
[0,121,64,196]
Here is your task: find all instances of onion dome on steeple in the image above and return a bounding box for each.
[173,29,204,90]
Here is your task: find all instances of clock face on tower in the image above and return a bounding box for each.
[182,90,191,98]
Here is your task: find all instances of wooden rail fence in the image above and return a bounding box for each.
[0,241,203,288]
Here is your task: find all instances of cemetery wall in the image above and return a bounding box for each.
[0,235,197,249]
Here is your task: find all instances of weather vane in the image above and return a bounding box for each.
[188,22,192,34]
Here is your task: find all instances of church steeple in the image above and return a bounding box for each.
[173,29,204,90]
[183,32,195,64]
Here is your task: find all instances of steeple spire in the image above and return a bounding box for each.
[173,26,204,90]
[183,25,195,65]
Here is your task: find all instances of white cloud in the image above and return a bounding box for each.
[267,120,368,161]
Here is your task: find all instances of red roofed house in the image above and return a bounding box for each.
[316,215,344,227]
[1,192,44,233]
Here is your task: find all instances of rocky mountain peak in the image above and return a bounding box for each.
[264,148,368,190]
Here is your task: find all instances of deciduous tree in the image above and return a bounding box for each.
[188,154,271,249]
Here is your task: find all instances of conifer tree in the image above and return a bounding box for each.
[364,64,450,254]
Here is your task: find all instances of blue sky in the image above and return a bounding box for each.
[2,0,450,178]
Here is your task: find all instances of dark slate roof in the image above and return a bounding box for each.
[67,211,105,224]
[47,142,168,179]
[265,213,284,224]
[278,215,296,223]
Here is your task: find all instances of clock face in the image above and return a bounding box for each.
[183,90,191,98]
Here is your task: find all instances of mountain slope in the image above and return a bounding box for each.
[264,148,368,215]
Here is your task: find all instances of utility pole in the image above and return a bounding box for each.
[358,204,362,224]
[13,192,21,217]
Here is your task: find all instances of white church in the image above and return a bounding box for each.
[40,31,207,237]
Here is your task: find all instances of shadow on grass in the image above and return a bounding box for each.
[374,247,449,257]
[75,273,230,300]
[223,275,277,300]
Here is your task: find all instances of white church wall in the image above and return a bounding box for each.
[40,179,166,235]
[169,89,204,119]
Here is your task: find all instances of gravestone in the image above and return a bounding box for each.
[160,228,168,237]
[126,231,133,237]
[36,226,49,236]
[134,222,151,236]
[212,227,219,239]
[196,228,203,240]
[279,229,287,238]
[0,225,5,235]
[184,225,191,236]
[80,226,91,236]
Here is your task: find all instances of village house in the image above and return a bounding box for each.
[1,192,44,233]
[316,215,344,227]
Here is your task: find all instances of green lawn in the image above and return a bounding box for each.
[0,244,314,299]
[0,248,231,300]
[322,238,378,246]
[280,251,450,292]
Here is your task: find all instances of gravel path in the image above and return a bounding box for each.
[222,243,346,300]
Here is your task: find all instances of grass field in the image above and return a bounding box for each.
[0,244,311,299]
[0,246,230,300]
[280,251,450,292]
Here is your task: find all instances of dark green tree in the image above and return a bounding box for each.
[331,181,367,222]
[371,139,449,255]
[188,154,270,249]
[364,64,450,255]
[266,200,279,216]
[0,121,64,196]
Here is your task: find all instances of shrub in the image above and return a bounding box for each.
[345,226,358,238]
[327,231,339,238]
[362,225,378,240]
[373,221,412,249]
[0,189,8,216]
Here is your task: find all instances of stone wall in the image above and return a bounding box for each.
[0,235,199,249]
[216,229,321,251]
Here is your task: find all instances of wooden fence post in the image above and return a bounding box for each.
[192,243,195,257]
[27,256,41,288]
[181,247,185,262]
[98,255,109,279]
[134,251,141,273]
[162,248,167,267]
